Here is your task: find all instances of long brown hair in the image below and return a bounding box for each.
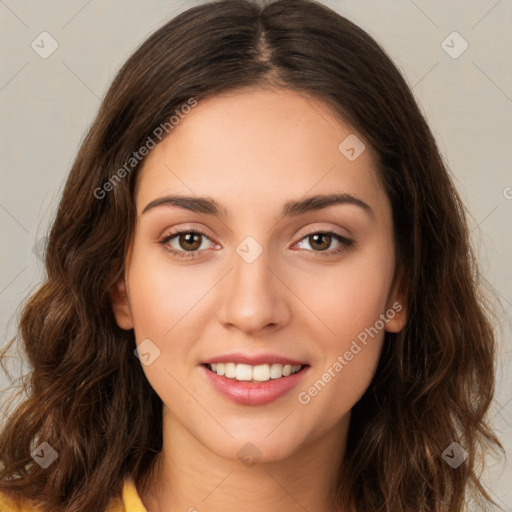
[0,1,504,510]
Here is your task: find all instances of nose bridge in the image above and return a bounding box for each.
[216,234,289,333]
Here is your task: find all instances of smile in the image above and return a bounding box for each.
[206,362,304,382]
[201,363,310,406]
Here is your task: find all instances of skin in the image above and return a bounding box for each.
[110,86,407,512]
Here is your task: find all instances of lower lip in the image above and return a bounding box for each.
[201,365,309,406]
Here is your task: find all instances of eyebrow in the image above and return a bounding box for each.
[141,193,374,219]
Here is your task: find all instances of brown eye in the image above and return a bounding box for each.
[177,232,203,251]
[308,233,332,251]
[295,231,354,256]
[159,230,216,259]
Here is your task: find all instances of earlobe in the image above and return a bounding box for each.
[385,267,408,333]
[110,277,134,330]
[385,300,407,333]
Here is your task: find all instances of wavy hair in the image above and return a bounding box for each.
[0,0,504,510]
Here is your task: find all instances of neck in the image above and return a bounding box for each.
[137,406,350,512]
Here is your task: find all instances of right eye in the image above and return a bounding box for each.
[159,230,218,259]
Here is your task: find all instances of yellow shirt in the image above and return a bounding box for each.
[0,476,148,512]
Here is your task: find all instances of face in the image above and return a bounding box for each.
[111,87,406,463]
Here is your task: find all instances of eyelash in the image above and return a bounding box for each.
[158,229,354,260]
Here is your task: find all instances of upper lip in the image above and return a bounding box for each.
[201,352,308,367]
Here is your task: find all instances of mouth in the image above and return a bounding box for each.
[200,362,310,406]
[203,362,308,382]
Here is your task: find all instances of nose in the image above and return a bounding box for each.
[216,245,291,335]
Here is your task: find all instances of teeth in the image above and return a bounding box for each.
[207,363,303,381]
[270,363,284,379]
[225,362,236,379]
[236,364,253,381]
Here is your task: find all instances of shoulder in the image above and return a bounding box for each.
[120,475,148,511]
[0,489,44,512]
[0,476,146,512]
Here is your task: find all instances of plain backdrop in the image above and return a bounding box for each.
[0,0,511,508]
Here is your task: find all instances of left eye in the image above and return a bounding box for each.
[295,231,352,253]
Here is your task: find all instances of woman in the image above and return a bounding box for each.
[0,0,503,510]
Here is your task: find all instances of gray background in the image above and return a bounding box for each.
[0,0,511,508]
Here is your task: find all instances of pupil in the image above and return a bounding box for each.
[311,233,330,251]
[181,233,201,251]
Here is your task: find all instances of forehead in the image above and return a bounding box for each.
[135,87,388,219]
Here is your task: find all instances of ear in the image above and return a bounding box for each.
[385,266,408,333]
[109,277,134,330]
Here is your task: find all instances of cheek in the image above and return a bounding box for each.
[295,276,390,429]
[291,247,394,344]
[126,243,214,339]
[297,338,384,433]
[292,248,392,419]
[125,245,207,400]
